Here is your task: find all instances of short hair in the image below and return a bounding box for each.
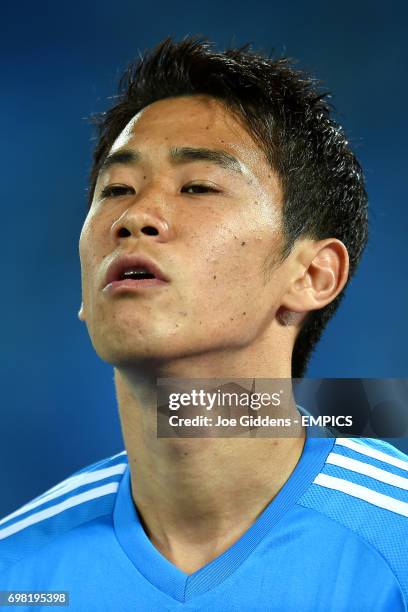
[87,36,369,378]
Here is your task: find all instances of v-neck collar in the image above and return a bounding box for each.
[113,429,334,603]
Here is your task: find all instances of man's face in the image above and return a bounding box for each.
[79,95,291,367]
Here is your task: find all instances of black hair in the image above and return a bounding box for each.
[88,36,368,377]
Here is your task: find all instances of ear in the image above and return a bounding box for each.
[279,238,349,319]
[78,302,86,322]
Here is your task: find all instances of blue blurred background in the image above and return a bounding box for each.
[1,0,407,517]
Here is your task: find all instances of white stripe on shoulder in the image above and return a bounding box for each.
[314,473,408,517]
[327,453,408,490]
[0,482,119,540]
[0,463,126,528]
[335,439,408,472]
[32,451,128,503]
[34,461,127,502]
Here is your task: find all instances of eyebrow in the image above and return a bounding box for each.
[98,146,244,176]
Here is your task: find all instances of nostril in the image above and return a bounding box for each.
[142,226,159,236]
[118,227,131,238]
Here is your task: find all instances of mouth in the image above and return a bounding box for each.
[103,254,170,293]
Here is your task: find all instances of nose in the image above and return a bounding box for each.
[110,206,173,245]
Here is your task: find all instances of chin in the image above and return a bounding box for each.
[91,334,187,368]
[89,323,242,370]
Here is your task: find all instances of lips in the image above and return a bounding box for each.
[104,253,170,289]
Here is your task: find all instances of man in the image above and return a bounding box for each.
[1,36,407,611]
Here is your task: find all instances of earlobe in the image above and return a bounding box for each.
[276,308,305,327]
[78,302,85,322]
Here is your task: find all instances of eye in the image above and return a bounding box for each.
[181,183,220,195]
[100,184,135,199]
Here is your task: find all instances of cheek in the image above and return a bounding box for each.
[190,210,280,287]
[79,215,110,278]
[79,215,95,262]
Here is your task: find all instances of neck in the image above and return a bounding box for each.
[114,351,305,574]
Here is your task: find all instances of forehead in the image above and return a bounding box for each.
[108,95,271,179]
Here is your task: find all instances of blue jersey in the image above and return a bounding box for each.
[1,432,407,611]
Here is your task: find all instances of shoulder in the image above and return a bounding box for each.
[299,436,408,529]
[0,450,128,573]
[298,437,408,600]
